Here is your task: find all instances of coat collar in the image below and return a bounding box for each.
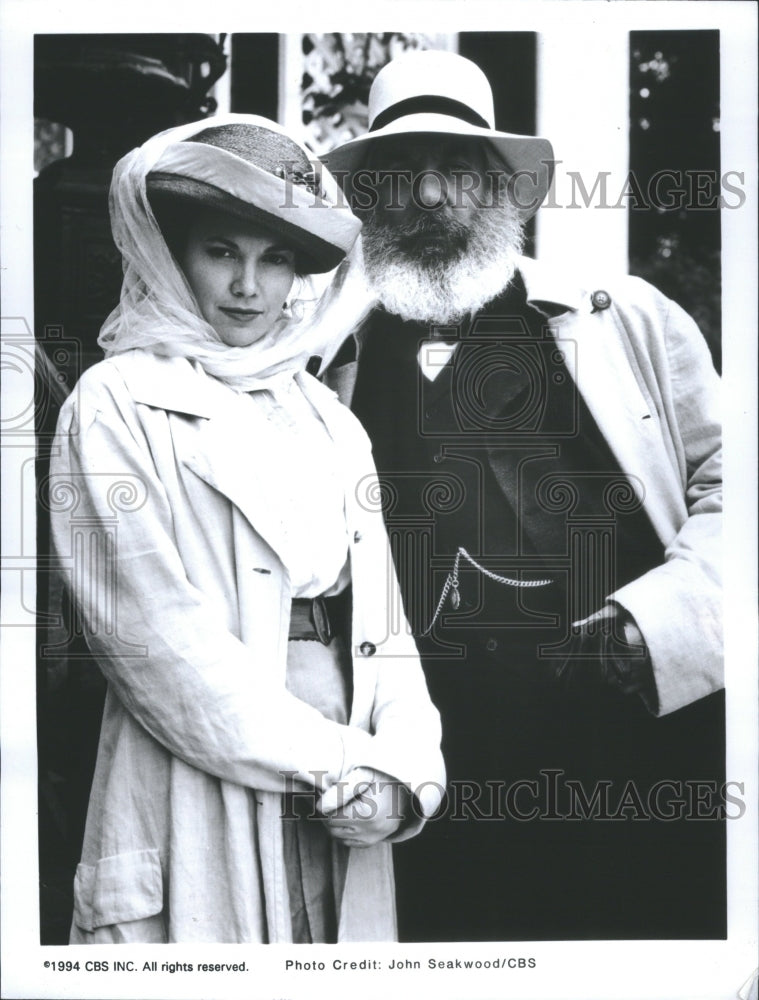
[111,350,226,419]
[109,349,369,566]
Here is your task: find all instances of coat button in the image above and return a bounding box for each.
[485,638,498,652]
[359,641,377,656]
[590,289,611,312]
[353,531,362,543]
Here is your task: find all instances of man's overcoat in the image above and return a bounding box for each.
[328,258,722,716]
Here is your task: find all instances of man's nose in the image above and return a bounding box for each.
[232,260,258,296]
[415,169,449,209]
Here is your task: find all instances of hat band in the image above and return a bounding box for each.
[369,95,491,133]
[150,141,361,253]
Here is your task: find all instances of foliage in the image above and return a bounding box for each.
[629,32,721,365]
[301,33,441,155]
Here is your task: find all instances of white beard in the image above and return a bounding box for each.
[360,202,525,326]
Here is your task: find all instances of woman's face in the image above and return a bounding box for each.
[178,208,296,348]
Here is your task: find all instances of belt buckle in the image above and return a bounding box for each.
[310,596,333,645]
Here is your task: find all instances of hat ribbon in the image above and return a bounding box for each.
[370,95,491,132]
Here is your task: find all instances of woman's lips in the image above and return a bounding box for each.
[219,307,264,323]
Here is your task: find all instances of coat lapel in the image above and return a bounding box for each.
[115,351,308,563]
[472,260,685,546]
[181,399,299,563]
[547,309,686,544]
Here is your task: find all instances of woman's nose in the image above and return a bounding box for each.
[232,260,258,297]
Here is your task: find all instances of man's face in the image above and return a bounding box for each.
[356,133,523,326]
[362,136,492,262]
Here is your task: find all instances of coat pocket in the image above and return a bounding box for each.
[73,848,163,932]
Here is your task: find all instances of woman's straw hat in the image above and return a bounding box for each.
[147,117,361,273]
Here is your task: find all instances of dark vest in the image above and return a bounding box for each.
[352,275,665,647]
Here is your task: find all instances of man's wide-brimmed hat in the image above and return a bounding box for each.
[146,116,361,273]
[323,51,555,220]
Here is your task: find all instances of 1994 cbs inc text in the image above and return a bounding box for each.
[42,955,536,977]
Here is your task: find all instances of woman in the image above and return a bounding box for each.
[49,114,444,944]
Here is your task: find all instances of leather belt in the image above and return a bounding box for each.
[289,594,347,644]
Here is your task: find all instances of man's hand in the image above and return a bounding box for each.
[551,604,655,701]
[317,767,410,848]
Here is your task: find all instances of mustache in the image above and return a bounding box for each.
[366,207,471,253]
[360,195,526,325]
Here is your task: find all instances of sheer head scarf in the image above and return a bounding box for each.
[98,114,362,390]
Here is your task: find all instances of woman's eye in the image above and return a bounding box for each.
[207,245,236,259]
[265,253,293,267]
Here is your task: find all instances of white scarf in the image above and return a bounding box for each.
[98,114,351,391]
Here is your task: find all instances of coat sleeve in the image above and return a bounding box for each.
[49,368,376,793]
[367,642,447,841]
[359,559,446,840]
[609,286,722,716]
[333,421,446,836]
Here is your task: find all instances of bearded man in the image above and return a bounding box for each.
[323,50,725,943]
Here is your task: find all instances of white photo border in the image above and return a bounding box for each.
[2,3,757,999]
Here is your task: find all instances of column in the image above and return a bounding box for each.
[535,26,630,274]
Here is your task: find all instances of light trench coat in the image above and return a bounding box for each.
[328,258,723,717]
[520,260,723,716]
[49,350,445,943]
